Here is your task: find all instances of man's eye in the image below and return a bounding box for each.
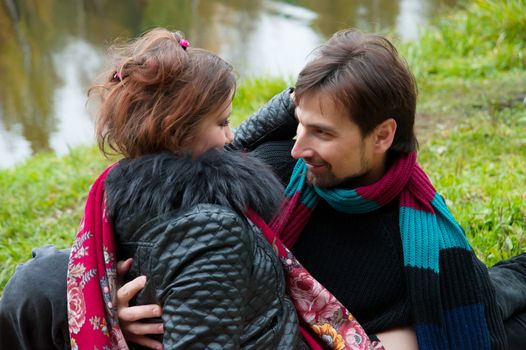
[313,128,332,139]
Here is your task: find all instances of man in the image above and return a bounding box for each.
[118,29,526,349]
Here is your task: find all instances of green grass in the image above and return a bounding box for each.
[0,147,112,289]
[231,76,292,125]
[417,89,526,265]
[401,0,526,79]
[1,0,525,293]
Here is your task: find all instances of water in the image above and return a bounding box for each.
[0,0,457,168]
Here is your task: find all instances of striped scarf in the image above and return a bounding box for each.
[270,152,499,350]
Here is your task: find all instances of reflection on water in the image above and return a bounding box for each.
[0,0,457,168]
[48,40,101,154]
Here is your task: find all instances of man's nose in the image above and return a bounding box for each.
[291,133,309,159]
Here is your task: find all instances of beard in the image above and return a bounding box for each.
[306,146,370,188]
[306,167,370,188]
[306,168,341,187]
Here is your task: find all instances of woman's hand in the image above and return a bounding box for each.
[116,260,164,350]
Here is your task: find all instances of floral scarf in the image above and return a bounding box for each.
[67,163,128,350]
[266,153,499,350]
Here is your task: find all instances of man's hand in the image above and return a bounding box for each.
[290,90,296,105]
[116,260,164,350]
[376,327,419,350]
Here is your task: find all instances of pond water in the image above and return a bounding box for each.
[0,0,457,168]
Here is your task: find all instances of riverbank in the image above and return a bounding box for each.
[1,0,525,292]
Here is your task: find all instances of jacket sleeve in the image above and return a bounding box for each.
[149,208,253,349]
[471,253,509,349]
[229,88,298,151]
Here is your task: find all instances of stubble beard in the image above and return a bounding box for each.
[306,167,341,188]
[306,146,370,188]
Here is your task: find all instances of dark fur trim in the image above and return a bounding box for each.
[105,149,284,223]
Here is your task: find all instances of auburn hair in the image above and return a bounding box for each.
[89,28,236,159]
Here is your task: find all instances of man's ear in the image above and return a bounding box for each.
[373,118,397,153]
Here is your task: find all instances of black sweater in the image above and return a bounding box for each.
[251,140,412,335]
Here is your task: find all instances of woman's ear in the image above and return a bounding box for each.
[373,118,397,154]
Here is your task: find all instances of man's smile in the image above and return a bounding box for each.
[304,159,328,173]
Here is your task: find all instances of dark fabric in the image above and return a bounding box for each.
[490,253,526,350]
[228,88,297,152]
[105,150,284,224]
[250,140,297,186]
[490,253,526,320]
[118,204,300,349]
[0,245,71,350]
[504,313,526,350]
[293,199,411,335]
[247,208,385,349]
[105,150,302,349]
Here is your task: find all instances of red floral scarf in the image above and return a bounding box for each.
[67,163,128,350]
[247,211,384,350]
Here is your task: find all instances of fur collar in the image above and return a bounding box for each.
[105,149,284,225]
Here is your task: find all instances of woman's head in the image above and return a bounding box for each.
[90,28,236,159]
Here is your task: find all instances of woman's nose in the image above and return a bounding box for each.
[225,126,234,145]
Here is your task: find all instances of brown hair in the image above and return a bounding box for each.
[89,28,236,159]
[295,29,418,154]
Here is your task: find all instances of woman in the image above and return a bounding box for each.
[0,27,302,349]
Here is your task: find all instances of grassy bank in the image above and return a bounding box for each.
[1,0,525,293]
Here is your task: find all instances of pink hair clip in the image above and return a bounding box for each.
[113,71,123,81]
[179,39,190,50]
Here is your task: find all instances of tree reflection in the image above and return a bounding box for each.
[295,0,399,37]
[0,0,59,153]
[0,0,265,159]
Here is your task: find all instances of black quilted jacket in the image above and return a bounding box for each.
[229,88,298,152]
[104,150,303,349]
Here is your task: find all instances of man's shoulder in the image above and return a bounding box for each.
[250,140,296,185]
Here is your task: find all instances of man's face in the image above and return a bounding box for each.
[291,92,380,188]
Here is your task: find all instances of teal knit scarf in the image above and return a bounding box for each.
[270,152,506,350]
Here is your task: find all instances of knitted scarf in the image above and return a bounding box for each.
[268,153,496,350]
[67,163,128,350]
